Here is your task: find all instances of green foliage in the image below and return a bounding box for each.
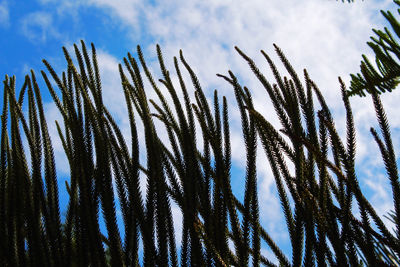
[349,0,400,97]
[1,40,399,266]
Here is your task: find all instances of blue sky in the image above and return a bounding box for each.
[1,0,400,261]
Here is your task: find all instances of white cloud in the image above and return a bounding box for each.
[96,50,127,117]
[87,0,142,27]
[171,203,183,245]
[44,101,70,174]
[364,171,396,232]
[20,11,61,42]
[0,1,9,27]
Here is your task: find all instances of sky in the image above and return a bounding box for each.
[1,0,400,261]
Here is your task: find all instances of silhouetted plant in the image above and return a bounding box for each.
[350,0,400,97]
[1,40,399,266]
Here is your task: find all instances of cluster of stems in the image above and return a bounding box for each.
[0,41,399,266]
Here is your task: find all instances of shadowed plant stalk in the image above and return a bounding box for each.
[0,40,399,266]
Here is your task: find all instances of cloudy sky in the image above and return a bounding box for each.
[1,0,399,260]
